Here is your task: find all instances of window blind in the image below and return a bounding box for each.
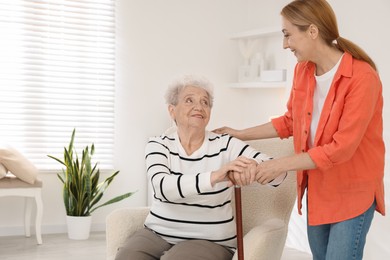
[0,0,116,171]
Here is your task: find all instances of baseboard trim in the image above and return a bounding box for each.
[0,223,106,237]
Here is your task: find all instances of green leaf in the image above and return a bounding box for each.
[90,192,135,214]
[47,155,66,166]
[47,128,135,216]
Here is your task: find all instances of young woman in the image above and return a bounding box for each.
[214,0,385,259]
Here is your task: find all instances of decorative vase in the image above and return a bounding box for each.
[66,215,92,240]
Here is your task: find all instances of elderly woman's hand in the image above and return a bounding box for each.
[210,156,256,187]
[228,159,258,187]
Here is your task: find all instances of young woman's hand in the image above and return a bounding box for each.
[212,126,239,138]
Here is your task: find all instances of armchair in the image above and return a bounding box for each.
[106,137,296,260]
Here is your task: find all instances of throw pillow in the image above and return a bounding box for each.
[0,147,38,184]
[0,163,7,179]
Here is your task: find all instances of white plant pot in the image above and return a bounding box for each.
[66,215,92,240]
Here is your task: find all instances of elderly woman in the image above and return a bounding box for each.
[115,75,285,260]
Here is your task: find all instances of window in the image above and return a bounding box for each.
[0,0,116,170]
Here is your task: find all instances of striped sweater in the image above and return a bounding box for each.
[144,131,277,249]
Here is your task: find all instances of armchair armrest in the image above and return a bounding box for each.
[106,207,150,260]
[233,218,288,260]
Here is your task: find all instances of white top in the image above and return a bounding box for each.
[309,55,343,147]
[144,131,285,249]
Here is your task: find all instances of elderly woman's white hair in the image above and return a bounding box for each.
[165,75,214,108]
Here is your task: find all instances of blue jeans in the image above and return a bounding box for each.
[307,201,376,260]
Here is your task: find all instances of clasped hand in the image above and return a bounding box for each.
[219,157,285,187]
[226,157,258,187]
[211,156,285,187]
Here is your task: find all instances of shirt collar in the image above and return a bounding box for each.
[302,52,353,79]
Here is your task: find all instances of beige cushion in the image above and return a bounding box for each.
[0,163,7,179]
[0,147,38,184]
[0,176,43,188]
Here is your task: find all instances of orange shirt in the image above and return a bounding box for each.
[272,52,385,225]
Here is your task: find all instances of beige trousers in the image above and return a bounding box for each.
[115,228,234,260]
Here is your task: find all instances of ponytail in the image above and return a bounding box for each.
[336,37,377,71]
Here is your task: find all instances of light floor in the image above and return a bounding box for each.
[0,232,312,260]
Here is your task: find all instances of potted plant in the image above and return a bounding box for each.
[48,128,134,240]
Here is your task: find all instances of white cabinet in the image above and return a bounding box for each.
[229,27,288,89]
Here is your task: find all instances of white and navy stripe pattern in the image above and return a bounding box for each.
[144,131,276,249]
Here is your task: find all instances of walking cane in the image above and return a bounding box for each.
[235,184,244,260]
[229,173,244,260]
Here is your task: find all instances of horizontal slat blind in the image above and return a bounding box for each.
[0,0,116,170]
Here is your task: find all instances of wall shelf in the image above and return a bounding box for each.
[228,81,286,89]
[230,27,281,40]
[230,27,287,89]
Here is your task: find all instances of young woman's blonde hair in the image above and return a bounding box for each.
[281,0,377,71]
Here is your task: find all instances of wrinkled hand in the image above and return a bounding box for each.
[227,159,258,187]
[211,156,257,187]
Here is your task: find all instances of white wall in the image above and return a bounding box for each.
[1,1,389,259]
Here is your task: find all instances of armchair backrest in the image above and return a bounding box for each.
[233,138,296,235]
